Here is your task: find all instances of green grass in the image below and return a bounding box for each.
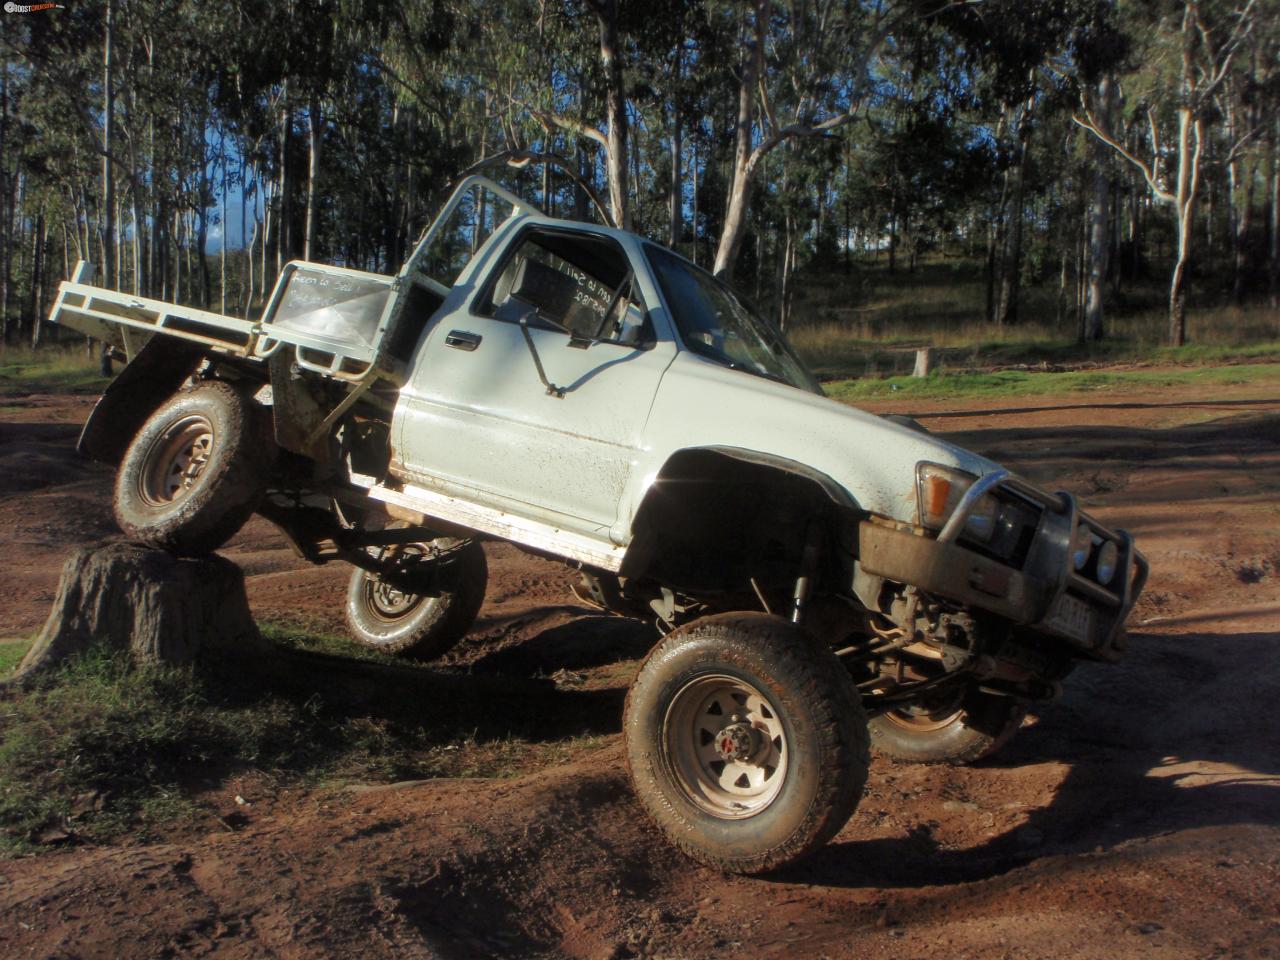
[0,345,110,397]
[786,255,1280,379]
[0,634,615,855]
[260,621,418,665]
[824,361,1280,402]
[0,639,32,676]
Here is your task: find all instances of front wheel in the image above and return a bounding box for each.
[624,612,869,874]
[344,539,487,660]
[114,380,274,556]
[869,686,1026,765]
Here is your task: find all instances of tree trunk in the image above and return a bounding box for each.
[1059,247,1069,330]
[985,105,1011,324]
[668,84,682,248]
[101,0,116,291]
[220,139,229,313]
[27,208,46,346]
[1270,115,1279,309]
[145,35,156,298]
[779,210,797,330]
[691,138,700,266]
[997,96,1033,326]
[1234,166,1253,307]
[2,543,266,693]
[304,95,322,261]
[1227,93,1243,305]
[241,156,251,317]
[574,139,589,224]
[260,176,272,301]
[1075,204,1087,341]
[131,192,143,296]
[196,204,210,309]
[591,1,630,230]
[1,59,9,341]
[713,0,767,279]
[1084,76,1114,341]
[1168,108,1202,347]
[34,212,50,345]
[277,90,292,272]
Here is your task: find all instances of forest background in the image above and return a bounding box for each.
[3,0,1278,381]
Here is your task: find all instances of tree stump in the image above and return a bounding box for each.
[912,347,934,378]
[3,542,266,691]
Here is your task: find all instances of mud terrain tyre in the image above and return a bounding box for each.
[344,539,487,660]
[624,612,870,874]
[114,380,274,556]
[869,686,1026,765]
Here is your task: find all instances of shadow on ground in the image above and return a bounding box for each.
[778,626,1280,889]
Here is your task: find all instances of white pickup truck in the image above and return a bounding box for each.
[49,175,1147,874]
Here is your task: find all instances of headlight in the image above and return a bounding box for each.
[964,493,999,541]
[1095,539,1119,585]
[916,463,999,542]
[1071,525,1094,571]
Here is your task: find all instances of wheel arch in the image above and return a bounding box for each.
[620,446,863,598]
[78,336,207,465]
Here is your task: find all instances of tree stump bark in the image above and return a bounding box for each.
[3,542,266,691]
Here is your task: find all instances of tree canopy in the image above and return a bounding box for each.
[2,0,1277,347]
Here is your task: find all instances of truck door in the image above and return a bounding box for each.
[391,225,676,540]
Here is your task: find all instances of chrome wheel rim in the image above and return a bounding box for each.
[138,415,215,506]
[663,674,787,819]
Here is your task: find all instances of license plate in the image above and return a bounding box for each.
[1043,593,1094,644]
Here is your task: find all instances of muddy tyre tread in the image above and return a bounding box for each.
[114,380,274,557]
[869,688,1026,766]
[624,612,870,875]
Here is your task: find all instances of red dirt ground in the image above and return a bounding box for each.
[1,374,1278,959]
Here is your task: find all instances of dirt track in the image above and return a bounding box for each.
[1,374,1278,959]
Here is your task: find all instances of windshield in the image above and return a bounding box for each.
[645,244,821,394]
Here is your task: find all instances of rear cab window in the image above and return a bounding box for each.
[477,228,653,346]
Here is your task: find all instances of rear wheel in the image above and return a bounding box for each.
[113,380,274,556]
[869,685,1026,765]
[624,612,869,874]
[344,538,487,660]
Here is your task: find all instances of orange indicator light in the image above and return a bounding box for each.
[924,475,951,521]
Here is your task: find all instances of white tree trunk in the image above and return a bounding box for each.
[304,96,322,261]
[713,0,767,279]
[1084,76,1114,341]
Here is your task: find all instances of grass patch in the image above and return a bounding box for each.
[824,362,1280,402]
[0,634,617,855]
[0,639,32,676]
[0,345,110,397]
[786,255,1280,379]
[260,621,414,665]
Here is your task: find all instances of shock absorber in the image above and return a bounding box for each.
[791,521,824,625]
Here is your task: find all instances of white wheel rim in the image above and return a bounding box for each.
[662,674,788,819]
[137,415,215,506]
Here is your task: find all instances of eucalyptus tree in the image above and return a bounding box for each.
[1074,0,1259,345]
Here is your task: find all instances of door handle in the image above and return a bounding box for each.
[445,330,482,351]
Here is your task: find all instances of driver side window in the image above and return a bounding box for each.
[479,230,649,345]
